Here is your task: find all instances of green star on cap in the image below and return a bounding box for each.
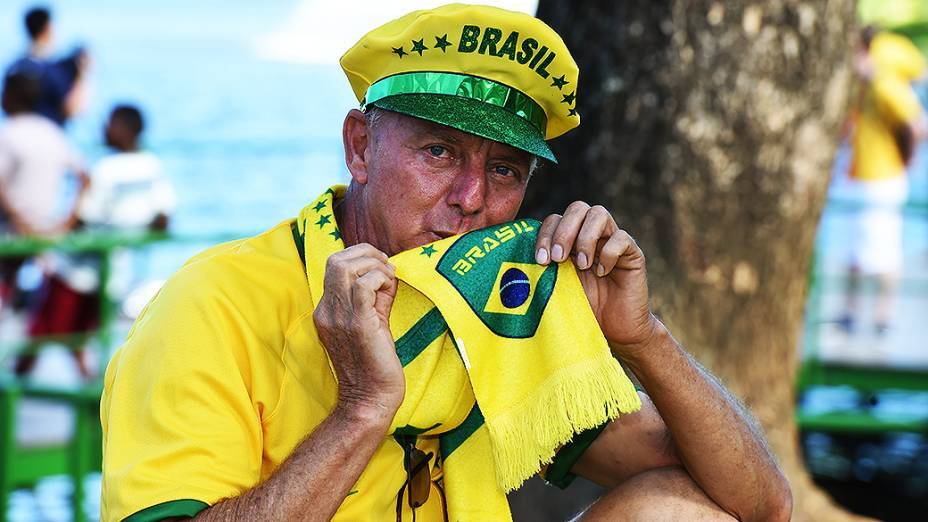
[434,34,451,52]
[312,201,326,212]
[410,39,428,56]
[550,74,569,90]
[561,91,576,105]
[392,46,407,58]
[420,245,437,257]
[315,214,332,228]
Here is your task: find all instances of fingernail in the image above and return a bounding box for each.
[577,252,588,269]
[597,264,605,277]
[551,244,563,262]
[536,248,549,264]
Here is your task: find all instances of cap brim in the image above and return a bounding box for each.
[369,93,556,163]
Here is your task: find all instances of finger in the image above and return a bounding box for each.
[351,269,394,313]
[596,230,639,276]
[550,201,591,262]
[332,243,389,264]
[326,255,395,287]
[373,272,399,319]
[574,206,614,270]
[535,214,562,265]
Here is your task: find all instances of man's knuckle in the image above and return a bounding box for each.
[567,200,590,213]
[325,255,338,272]
[603,241,622,257]
[542,214,562,228]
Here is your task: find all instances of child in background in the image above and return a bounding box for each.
[79,105,175,230]
[17,104,174,378]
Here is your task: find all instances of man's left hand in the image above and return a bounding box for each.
[534,201,658,352]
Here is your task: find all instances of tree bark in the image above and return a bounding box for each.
[509,1,867,520]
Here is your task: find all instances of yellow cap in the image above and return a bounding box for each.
[339,3,580,162]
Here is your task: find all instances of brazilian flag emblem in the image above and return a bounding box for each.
[436,220,557,338]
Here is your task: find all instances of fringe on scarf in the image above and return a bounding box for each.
[485,356,642,492]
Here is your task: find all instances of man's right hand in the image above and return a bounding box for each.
[313,244,404,423]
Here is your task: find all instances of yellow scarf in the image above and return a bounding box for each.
[297,186,640,520]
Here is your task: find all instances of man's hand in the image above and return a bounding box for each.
[313,244,404,421]
[534,201,658,352]
[188,245,405,521]
[535,204,792,521]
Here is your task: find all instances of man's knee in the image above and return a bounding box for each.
[577,466,737,522]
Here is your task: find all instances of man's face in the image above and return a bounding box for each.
[348,109,534,256]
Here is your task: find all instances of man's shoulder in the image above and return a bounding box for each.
[174,219,306,295]
[121,219,311,361]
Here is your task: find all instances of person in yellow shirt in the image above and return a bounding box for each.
[100,5,791,522]
[840,28,927,336]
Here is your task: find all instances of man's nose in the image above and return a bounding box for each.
[447,164,486,215]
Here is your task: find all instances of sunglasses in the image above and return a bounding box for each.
[395,440,447,522]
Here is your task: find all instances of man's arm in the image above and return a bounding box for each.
[56,169,90,233]
[572,323,791,522]
[535,202,792,522]
[164,244,403,521]
[168,403,392,521]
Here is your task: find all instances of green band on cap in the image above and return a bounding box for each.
[364,72,547,135]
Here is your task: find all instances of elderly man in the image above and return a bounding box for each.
[101,5,791,522]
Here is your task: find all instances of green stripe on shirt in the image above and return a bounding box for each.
[395,307,447,366]
[439,403,485,461]
[122,499,209,522]
[544,421,609,489]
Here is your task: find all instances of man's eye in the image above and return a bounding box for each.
[494,165,515,177]
[428,145,447,157]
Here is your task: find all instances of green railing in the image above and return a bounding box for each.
[0,230,247,522]
[796,197,928,435]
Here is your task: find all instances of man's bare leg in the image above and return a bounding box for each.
[873,271,899,334]
[574,467,737,522]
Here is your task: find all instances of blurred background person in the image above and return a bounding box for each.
[15,103,174,379]
[5,5,89,127]
[0,68,88,314]
[78,104,174,232]
[838,26,928,337]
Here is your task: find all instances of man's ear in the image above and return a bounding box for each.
[343,109,372,184]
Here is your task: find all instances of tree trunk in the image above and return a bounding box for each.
[509,1,867,520]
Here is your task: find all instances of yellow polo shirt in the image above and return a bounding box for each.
[100,217,468,521]
[851,73,924,181]
[851,33,926,182]
[101,191,597,521]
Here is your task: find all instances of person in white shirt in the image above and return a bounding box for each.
[17,104,174,378]
[0,69,88,236]
[79,105,175,231]
[0,68,87,312]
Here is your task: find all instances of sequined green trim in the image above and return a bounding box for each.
[364,72,547,135]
